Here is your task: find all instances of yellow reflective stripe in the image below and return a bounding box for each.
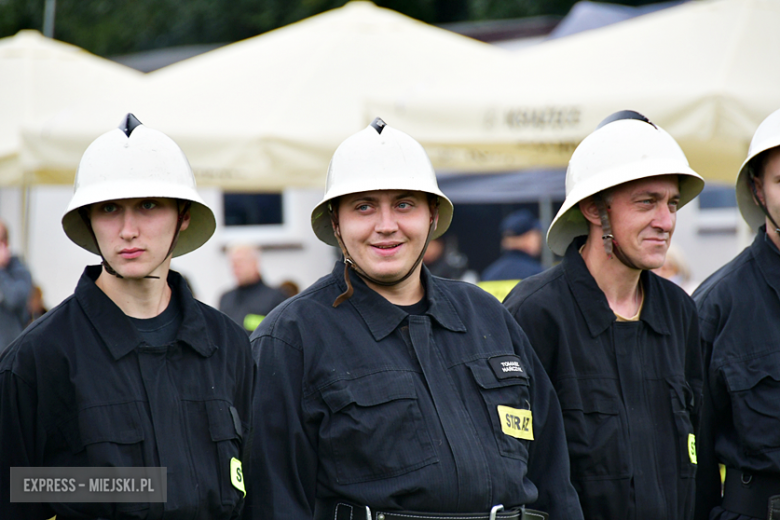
[477,280,521,302]
[688,433,697,464]
[243,314,265,331]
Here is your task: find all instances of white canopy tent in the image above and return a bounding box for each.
[0,30,143,186]
[18,1,510,190]
[366,0,780,183]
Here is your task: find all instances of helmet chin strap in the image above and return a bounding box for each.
[592,194,642,271]
[78,201,192,281]
[330,200,439,308]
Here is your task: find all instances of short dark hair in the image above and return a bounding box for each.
[0,220,7,245]
[749,150,769,179]
[748,147,780,180]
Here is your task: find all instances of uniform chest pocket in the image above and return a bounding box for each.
[57,403,149,516]
[60,402,145,466]
[559,396,631,480]
[466,360,531,461]
[319,371,438,485]
[205,400,245,509]
[721,352,780,454]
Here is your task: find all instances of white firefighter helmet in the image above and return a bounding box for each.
[546,111,705,256]
[62,114,216,257]
[736,108,780,229]
[311,118,453,247]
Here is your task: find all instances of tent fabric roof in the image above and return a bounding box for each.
[366,0,780,184]
[0,30,142,186]
[17,1,510,190]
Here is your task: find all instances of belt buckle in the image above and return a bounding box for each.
[490,504,504,520]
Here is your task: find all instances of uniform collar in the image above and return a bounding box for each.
[752,225,780,298]
[562,237,671,338]
[332,261,467,341]
[76,265,217,360]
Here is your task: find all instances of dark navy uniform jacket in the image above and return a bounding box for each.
[693,228,780,520]
[504,238,702,520]
[482,250,545,282]
[0,266,254,520]
[248,262,584,520]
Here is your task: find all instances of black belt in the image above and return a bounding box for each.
[316,499,548,520]
[722,468,780,520]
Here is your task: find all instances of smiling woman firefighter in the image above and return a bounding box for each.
[248,118,584,520]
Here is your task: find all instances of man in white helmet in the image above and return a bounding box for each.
[504,111,705,520]
[249,118,583,520]
[693,108,780,520]
[0,114,254,520]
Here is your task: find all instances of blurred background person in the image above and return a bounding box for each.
[422,236,469,279]
[481,209,544,281]
[0,219,32,350]
[219,243,288,333]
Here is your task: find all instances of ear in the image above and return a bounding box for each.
[179,208,191,231]
[428,197,440,231]
[752,175,767,207]
[578,197,603,227]
[330,207,341,238]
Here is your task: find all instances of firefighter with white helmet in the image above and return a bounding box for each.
[0,114,254,520]
[504,111,705,520]
[694,108,780,520]
[249,118,584,520]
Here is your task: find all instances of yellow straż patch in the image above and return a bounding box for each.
[497,405,533,440]
[231,457,246,496]
[688,434,697,464]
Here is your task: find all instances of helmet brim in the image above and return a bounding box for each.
[62,180,216,258]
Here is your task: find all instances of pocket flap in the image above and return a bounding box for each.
[722,352,780,392]
[320,372,416,413]
[668,379,694,412]
[63,402,144,453]
[206,400,242,442]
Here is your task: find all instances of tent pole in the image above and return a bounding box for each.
[43,0,57,38]
[539,196,553,268]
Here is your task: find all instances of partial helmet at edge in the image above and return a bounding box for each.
[62,114,216,257]
[736,108,780,229]
[546,112,705,256]
[311,118,453,247]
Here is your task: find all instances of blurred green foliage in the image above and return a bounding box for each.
[0,0,663,57]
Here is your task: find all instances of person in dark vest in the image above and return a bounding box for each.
[482,210,544,282]
[219,243,288,333]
